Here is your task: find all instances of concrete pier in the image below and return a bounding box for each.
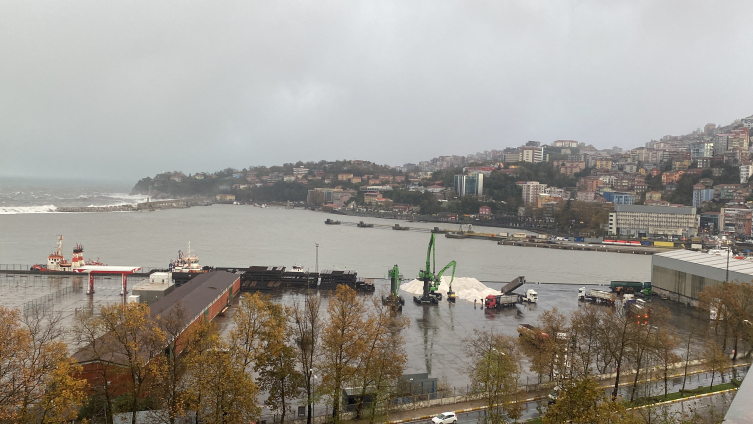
[497,239,663,255]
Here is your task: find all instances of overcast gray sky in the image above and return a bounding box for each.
[1,1,752,181]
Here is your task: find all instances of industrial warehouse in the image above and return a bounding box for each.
[73,271,241,387]
[651,250,753,305]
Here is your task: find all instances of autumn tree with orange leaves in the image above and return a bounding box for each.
[0,306,86,424]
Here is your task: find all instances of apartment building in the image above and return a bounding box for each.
[306,188,356,206]
[602,191,636,205]
[594,159,613,170]
[454,173,484,198]
[520,146,544,163]
[692,184,714,208]
[690,142,714,160]
[517,181,547,205]
[553,140,579,148]
[608,205,698,237]
[741,165,753,184]
[728,128,749,150]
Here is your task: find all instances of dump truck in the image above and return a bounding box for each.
[627,299,651,324]
[485,294,518,309]
[521,289,538,303]
[518,323,549,340]
[578,287,616,305]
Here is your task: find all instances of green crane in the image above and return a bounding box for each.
[414,233,457,304]
[383,264,405,311]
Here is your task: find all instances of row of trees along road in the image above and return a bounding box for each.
[466,288,753,424]
[68,285,408,424]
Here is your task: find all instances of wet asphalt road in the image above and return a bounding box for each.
[402,368,746,423]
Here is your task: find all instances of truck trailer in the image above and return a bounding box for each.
[578,287,616,305]
[485,294,518,309]
[609,281,645,294]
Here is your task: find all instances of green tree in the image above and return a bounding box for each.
[153,302,191,424]
[185,319,260,424]
[654,327,681,398]
[255,304,303,424]
[352,297,410,422]
[463,329,521,424]
[291,295,322,424]
[542,377,641,424]
[701,339,731,388]
[1,306,86,424]
[96,303,166,424]
[320,286,367,424]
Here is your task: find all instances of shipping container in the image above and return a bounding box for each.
[691,243,702,250]
[654,241,674,247]
[610,281,646,293]
[641,241,653,246]
[575,237,585,242]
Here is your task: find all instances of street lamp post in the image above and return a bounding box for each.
[723,237,732,282]
[315,243,319,274]
[308,369,318,424]
[490,348,505,420]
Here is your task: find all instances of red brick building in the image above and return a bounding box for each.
[73,271,241,393]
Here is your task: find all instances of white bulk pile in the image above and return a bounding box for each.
[400,277,500,303]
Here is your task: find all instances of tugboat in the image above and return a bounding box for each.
[168,242,207,286]
[31,236,104,272]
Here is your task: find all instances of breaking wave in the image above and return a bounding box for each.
[0,205,58,214]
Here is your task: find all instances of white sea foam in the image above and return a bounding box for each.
[400,276,501,303]
[0,205,58,214]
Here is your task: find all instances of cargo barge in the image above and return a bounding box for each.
[211,266,374,292]
[319,269,375,292]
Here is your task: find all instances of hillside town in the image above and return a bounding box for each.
[133,114,753,240]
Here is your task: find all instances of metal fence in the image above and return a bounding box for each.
[256,380,558,424]
[0,264,33,271]
[22,283,82,313]
[0,264,165,274]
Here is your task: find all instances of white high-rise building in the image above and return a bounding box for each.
[518,181,547,205]
[741,165,753,184]
[519,146,544,163]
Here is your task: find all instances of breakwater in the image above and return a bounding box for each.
[54,197,214,213]
[57,204,138,212]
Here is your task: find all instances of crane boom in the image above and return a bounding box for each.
[414,234,457,304]
[435,260,456,287]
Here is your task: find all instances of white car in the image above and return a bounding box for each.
[432,412,457,424]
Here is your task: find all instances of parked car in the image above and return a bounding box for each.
[432,412,457,424]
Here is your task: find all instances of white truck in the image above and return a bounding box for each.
[521,289,538,303]
[578,287,616,305]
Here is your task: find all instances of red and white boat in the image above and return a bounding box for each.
[169,242,205,273]
[32,236,105,272]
